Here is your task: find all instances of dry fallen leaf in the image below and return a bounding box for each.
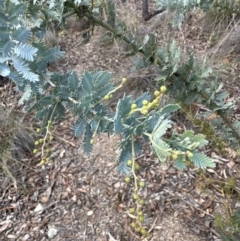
[34,203,44,214]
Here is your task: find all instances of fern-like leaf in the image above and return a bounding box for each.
[18,84,32,105]
[0,63,10,76]
[1,40,14,56]
[83,123,93,154]
[191,153,215,169]
[7,1,27,22]
[68,71,79,92]
[95,83,114,99]
[114,96,132,134]
[12,27,31,43]
[117,150,131,174]
[94,71,112,89]
[14,43,38,61]
[175,156,187,170]
[152,138,171,162]
[72,117,88,138]
[117,139,142,174]
[81,71,94,94]
[152,118,172,137]
[54,102,65,122]
[135,92,151,107]
[12,57,39,82]
[8,71,25,86]
[106,0,115,28]
[44,46,65,63]
[191,134,208,148]
[160,104,180,115]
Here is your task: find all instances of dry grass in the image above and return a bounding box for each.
[0,106,35,189]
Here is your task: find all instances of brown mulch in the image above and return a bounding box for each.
[1,1,240,241]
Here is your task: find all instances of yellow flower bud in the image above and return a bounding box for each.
[172,153,178,160]
[142,100,148,106]
[40,159,45,165]
[160,85,167,93]
[186,151,193,158]
[125,177,131,183]
[131,103,137,109]
[122,78,127,83]
[154,90,160,97]
[141,108,148,115]
[103,95,109,100]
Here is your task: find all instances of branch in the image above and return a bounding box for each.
[79,9,240,142]
[199,90,240,141]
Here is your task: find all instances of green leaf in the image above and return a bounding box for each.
[18,84,32,105]
[54,102,65,122]
[118,140,142,174]
[12,27,31,43]
[36,107,50,120]
[44,46,65,63]
[14,43,38,61]
[0,63,10,76]
[191,134,208,148]
[114,96,132,134]
[12,57,39,82]
[107,0,115,27]
[180,130,194,139]
[79,95,92,108]
[152,138,171,162]
[8,71,25,86]
[152,118,172,137]
[160,104,180,115]
[133,123,145,136]
[95,83,114,99]
[59,85,70,99]
[38,96,53,106]
[81,71,93,94]
[135,92,151,107]
[68,71,79,92]
[117,149,131,174]
[83,123,93,154]
[1,40,14,56]
[191,153,215,169]
[175,157,187,170]
[72,117,88,138]
[94,71,112,89]
[8,2,27,21]
[0,12,9,25]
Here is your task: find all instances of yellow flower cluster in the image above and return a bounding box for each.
[129,85,167,116]
[33,120,54,165]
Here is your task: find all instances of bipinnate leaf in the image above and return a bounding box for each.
[72,117,88,138]
[68,71,79,92]
[175,157,187,170]
[83,124,93,154]
[152,138,171,162]
[160,104,180,115]
[14,43,38,61]
[81,71,93,94]
[191,153,215,169]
